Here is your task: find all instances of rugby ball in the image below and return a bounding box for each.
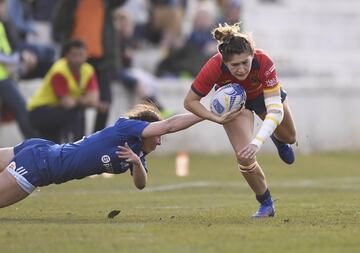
[210,83,246,116]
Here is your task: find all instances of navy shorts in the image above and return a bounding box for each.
[7,138,55,193]
[245,88,287,115]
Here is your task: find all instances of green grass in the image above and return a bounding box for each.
[1,153,360,253]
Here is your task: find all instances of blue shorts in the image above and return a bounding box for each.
[245,88,287,115]
[7,138,55,193]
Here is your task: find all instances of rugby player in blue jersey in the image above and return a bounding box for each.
[0,103,241,208]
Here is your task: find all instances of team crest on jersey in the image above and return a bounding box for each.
[7,161,16,170]
[250,74,261,87]
[264,65,275,77]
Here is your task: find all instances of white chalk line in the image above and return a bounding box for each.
[30,177,360,197]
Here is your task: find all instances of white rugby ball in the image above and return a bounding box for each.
[210,83,246,116]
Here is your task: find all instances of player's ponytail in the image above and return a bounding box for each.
[212,23,255,62]
[126,101,162,122]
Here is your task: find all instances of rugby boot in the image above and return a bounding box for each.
[252,197,275,218]
[271,135,295,164]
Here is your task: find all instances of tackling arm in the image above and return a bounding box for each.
[141,113,203,138]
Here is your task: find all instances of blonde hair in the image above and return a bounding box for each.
[212,23,255,62]
[126,102,162,122]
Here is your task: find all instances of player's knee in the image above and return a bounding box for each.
[285,131,297,144]
[237,158,258,173]
[288,135,297,145]
[278,131,297,144]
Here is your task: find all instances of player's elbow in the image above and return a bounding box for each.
[183,98,190,111]
[135,182,146,190]
[133,173,147,190]
[134,178,147,190]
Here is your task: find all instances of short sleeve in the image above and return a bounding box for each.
[259,53,279,90]
[114,118,150,138]
[85,73,99,92]
[51,73,69,97]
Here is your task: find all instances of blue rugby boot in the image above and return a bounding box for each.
[252,197,275,218]
[271,135,295,164]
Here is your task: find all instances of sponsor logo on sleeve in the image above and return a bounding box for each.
[265,77,278,87]
[264,65,275,77]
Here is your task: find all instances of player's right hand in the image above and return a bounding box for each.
[116,142,141,165]
[238,143,259,160]
[216,108,243,124]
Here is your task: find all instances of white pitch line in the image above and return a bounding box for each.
[144,177,360,192]
[30,177,360,196]
[144,181,221,192]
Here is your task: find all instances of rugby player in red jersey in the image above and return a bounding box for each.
[184,23,297,218]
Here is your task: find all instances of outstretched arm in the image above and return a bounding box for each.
[141,113,203,138]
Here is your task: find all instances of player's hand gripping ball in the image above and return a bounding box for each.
[210,83,247,116]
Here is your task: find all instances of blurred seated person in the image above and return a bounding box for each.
[146,0,186,55]
[113,7,173,118]
[27,39,100,143]
[7,0,56,79]
[216,0,243,26]
[0,0,39,139]
[156,6,217,78]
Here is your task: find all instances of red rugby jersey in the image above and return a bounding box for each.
[191,49,279,100]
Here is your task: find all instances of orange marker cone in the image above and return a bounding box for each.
[176,151,189,177]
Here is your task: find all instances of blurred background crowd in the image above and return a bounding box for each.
[0,0,249,143]
[0,0,359,153]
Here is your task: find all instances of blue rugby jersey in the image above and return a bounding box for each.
[43,118,149,186]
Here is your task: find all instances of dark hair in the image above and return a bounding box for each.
[126,102,162,122]
[61,39,86,57]
[212,23,255,62]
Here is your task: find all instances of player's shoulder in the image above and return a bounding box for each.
[254,48,273,62]
[207,52,223,66]
[211,52,223,60]
[201,52,226,74]
[114,117,130,126]
[114,117,149,131]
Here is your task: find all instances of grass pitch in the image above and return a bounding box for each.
[1,152,360,253]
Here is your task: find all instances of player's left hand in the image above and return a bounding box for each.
[116,142,141,165]
[238,143,260,160]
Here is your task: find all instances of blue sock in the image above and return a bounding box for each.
[256,188,271,204]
